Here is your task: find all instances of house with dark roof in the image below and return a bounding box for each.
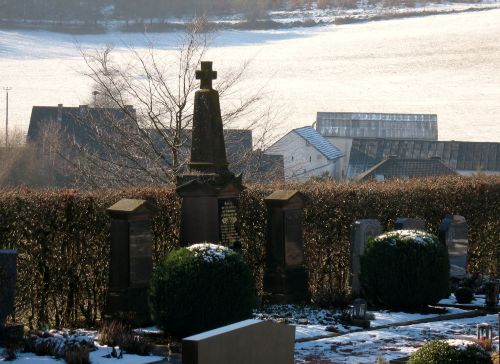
[264,126,344,181]
[27,104,284,185]
[315,112,439,179]
[27,104,135,146]
[354,156,457,182]
[347,139,500,179]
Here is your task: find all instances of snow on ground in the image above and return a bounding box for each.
[256,303,469,340]
[2,298,498,364]
[439,293,486,306]
[7,347,163,364]
[295,314,499,363]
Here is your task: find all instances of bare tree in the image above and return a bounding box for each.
[67,17,278,188]
[0,126,69,187]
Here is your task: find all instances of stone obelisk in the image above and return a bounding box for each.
[176,61,244,250]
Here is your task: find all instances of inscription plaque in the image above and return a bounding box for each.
[284,210,304,267]
[218,198,240,248]
[129,220,153,287]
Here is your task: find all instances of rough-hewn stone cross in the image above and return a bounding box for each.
[196,61,217,90]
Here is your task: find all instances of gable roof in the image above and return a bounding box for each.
[347,138,500,179]
[294,126,343,160]
[27,104,135,146]
[354,156,457,181]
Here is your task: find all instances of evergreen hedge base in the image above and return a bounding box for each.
[360,230,450,308]
[149,243,255,338]
[409,340,493,364]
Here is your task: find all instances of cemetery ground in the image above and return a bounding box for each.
[1,295,499,364]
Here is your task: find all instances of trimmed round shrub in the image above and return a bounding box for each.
[455,286,474,304]
[409,340,493,364]
[149,243,255,338]
[360,230,450,308]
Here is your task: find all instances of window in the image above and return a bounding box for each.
[309,156,312,162]
[291,156,294,161]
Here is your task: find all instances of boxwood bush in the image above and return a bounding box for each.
[149,243,255,338]
[409,340,492,364]
[360,230,450,308]
[454,286,474,304]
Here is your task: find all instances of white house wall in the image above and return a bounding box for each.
[265,132,340,181]
[325,136,353,180]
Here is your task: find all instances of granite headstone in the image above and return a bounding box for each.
[394,217,426,231]
[105,199,156,325]
[263,190,308,303]
[0,250,17,326]
[350,219,382,296]
[439,215,468,278]
[182,319,295,364]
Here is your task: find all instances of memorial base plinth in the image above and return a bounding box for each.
[263,268,309,304]
[105,287,151,326]
[0,323,24,345]
[176,175,243,249]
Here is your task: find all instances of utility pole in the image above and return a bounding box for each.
[92,90,99,107]
[4,86,12,147]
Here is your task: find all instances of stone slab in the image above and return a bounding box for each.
[0,250,17,324]
[182,319,295,364]
[350,219,382,296]
[394,217,426,231]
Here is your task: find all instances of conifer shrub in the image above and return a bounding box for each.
[360,230,450,308]
[149,243,255,338]
[409,340,492,364]
[454,286,474,304]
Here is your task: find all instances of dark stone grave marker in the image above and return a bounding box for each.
[263,190,308,303]
[105,199,156,324]
[176,61,244,249]
[0,250,17,326]
[182,319,295,364]
[0,249,23,345]
[394,217,426,231]
[439,214,468,278]
[350,219,382,296]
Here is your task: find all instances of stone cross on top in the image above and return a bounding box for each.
[196,61,217,90]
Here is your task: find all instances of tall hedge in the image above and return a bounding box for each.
[0,176,498,328]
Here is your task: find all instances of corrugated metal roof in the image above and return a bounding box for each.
[354,157,457,181]
[347,138,500,179]
[317,112,438,122]
[294,126,343,160]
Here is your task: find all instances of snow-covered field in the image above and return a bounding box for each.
[1,6,500,143]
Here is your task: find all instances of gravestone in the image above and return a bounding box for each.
[105,199,156,324]
[182,319,295,364]
[394,217,426,231]
[176,61,244,249]
[350,219,382,296]
[263,190,309,303]
[0,250,23,345]
[0,250,17,326]
[439,214,468,278]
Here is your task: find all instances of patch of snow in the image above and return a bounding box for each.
[295,314,499,363]
[370,307,466,326]
[187,243,233,262]
[439,294,486,306]
[132,326,162,335]
[4,347,163,364]
[375,229,436,246]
